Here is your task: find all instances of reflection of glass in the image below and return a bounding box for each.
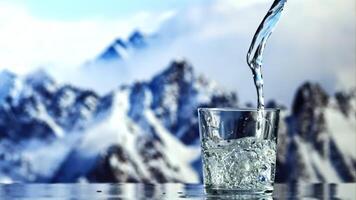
[198,108,280,194]
[205,193,273,200]
[0,183,355,199]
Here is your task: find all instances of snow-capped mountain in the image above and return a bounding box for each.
[0,60,237,183]
[276,83,356,182]
[0,69,99,140]
[93,30,152,63]
[0,69,101,182]
[52,88,200,183]
[53,60,237,183]
[0,61,355,183]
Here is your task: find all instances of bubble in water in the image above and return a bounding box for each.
[202,137,277,191]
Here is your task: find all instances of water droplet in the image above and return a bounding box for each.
[259,175,267,182]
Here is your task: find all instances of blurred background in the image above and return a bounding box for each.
[0,0,355,183]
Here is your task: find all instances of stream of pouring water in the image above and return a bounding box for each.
[247,0,287,110]
[246,0,287,137]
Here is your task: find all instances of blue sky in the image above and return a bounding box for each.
[8,0,205,20]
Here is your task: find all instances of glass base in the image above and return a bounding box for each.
[205,186,273,197]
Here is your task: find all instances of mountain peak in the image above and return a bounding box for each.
[97,45,122,61]
[154,60,194,84]
[290,82,330,156]
[25,69,57,96]
[0,69,22,104]
[94,30,149,63]
[335,89,356,117]
[128,30,147,48]
[168,60,192,71]
[25,69,54,84]
[114,38,127,48]
[292,82,329,116]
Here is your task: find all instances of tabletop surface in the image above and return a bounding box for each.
[0,183,355,199]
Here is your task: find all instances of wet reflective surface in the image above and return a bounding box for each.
[0,183,355,199]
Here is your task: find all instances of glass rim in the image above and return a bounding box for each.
[197,107,280,112]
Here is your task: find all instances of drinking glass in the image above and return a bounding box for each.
[198,108,280,195]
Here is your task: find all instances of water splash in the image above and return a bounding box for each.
[247,0,288,110]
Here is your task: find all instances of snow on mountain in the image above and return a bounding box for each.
[0,62,355,183]
[0,69,101,183]
[54,89,199,183]
[0,69,100,140]
[276,83,356,182]
[148,60,237,145]
[0,60,237,183]
[53,60,237,183]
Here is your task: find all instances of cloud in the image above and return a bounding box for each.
[0,0,354,106]
[0,2,174,74]
[136,0,356,105]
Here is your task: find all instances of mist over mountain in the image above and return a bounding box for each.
[0,59,355,183]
